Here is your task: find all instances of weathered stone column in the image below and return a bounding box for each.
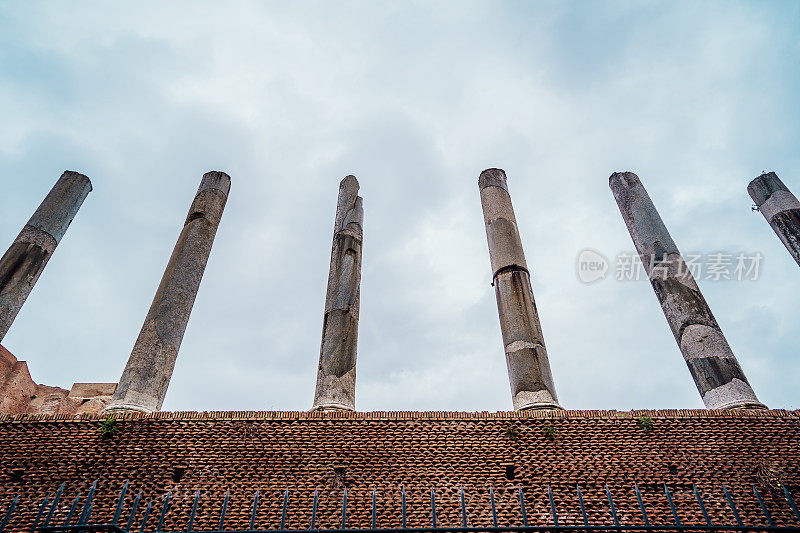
[0,171,92,342]
[748,172,800,267]
[479,168,561,411]
[610,171,765,409]
[105,172,230,414]
[312,175,363,412]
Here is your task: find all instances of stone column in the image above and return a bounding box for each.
[610,172,765,409]
[105,172,230,414]
[0,171,92,342]
[479,168,561,411]
[312,175,363,412]
[748,172,800,267]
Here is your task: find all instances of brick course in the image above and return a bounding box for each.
[0,410,798,532]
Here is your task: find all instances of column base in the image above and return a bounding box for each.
[716,401,769,410]
[517,402,564,412]
[101,403,154,415]
[310,402,355,413]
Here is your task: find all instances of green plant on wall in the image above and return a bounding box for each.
[637,415,655,432]
[505,425,520,441]
[100,415,118,438]
[544,424,556,440]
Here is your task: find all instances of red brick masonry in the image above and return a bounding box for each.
[0,410,798,531]
[0,345,115,415]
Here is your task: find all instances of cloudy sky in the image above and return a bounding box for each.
[1,1,798,412]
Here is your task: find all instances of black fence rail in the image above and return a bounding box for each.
[2,482,799,533]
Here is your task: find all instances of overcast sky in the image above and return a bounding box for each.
[1,1,798,412]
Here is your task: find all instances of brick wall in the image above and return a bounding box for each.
[0,409,798,531]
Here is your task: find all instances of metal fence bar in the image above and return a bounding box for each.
[187,490,201,533]
[8,480,800,533]
[42,490,59,527]
[45,484,66,528]
[576,485,589,527]
[371,490,376,530]
[76,488,97,533]
[310,490,318,531]
[401,487,407,530]
[74,483,96,533]
[139,501,152,533]
[342,488,348,530]
[633,484,649,527]
[31,494,51,533]
[279,490,288,531]
[663,485,681,527]
[126,491,142,533]
[63,493,81,527]
[1,495,18,533]
[460,489,467,529]
[29,526,800,533]
[76,502,93,531]
[250,491,260,531]
[489,487,497,528]
[219,490,230,531]
[752,486,774,527]
[79,482,98,526]
[548,486,558,528]
[693,485,712,527]
[605,486,619,528]
[430,490,436,529]
[723,484,743,527]
[25,525,800,533]
[156,491,172,533]
[112,482,129,527]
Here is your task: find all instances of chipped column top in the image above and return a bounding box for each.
[26,171,92,243]
[478,168,510,192]
[748,172,800,222]
[339,174,359,196]
[186,171,231,226]
[335,175,362,232]
[609,171,680,269]
[197,171,232,197]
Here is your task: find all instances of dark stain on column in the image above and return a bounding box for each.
[0,171,92,342]
[748,172,800,267]
[610,171,764,409]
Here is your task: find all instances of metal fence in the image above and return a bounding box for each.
[3,482,800,533]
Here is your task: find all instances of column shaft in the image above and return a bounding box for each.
[312,175,363,411]
[748,172,800,267]
[610,171,765,409]
[105,172,230,413]
[479,168,560,411]
[0,171,92,342]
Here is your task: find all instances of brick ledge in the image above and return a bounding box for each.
[0,408,797,423]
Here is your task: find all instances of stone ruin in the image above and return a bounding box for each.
[0,344,115,415]
[1,167,798,416]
